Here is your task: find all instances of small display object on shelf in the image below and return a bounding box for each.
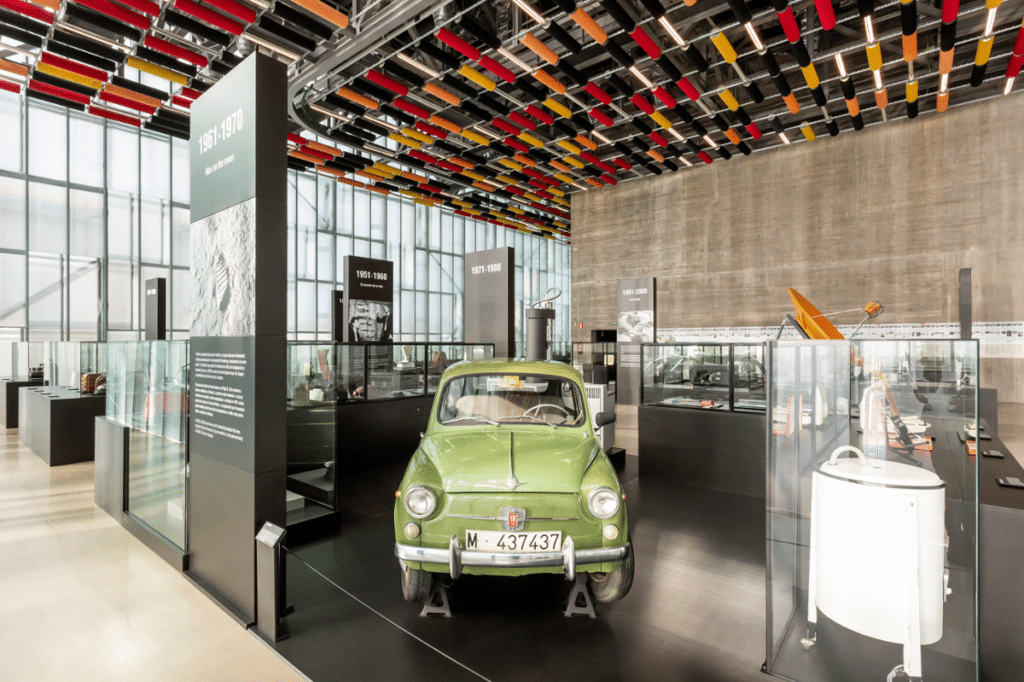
[80,373,106,394]
[393,358,632,611]
[640,342,766,413]
[766,339,978,682]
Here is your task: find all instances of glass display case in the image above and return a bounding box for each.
[106,340,189,550]
[0,342,46,379]
[765,339,978,682]
[640,343,766,412]
[571,342,616,384]
[45,341,105,389]
[285,342,494,524]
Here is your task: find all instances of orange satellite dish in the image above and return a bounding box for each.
[787,288,845,340]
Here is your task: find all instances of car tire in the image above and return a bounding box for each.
[400,562,434,603]
[588,536,634,603]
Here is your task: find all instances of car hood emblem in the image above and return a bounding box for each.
[500,506,526,531]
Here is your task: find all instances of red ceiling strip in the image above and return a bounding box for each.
[29,79,91,105]
[491,117,520,135]
[578,150,600,165]
[144,36,209,67]
[99,90,157,113]
[630,93,654,115]
[777,7,800,43]
[88,105,141,127]
[676,77,701,101]
[287,132,306,145]
[613,157,632,170]
[392,97,429,119]
[941,0,959,24]
[418,183,441,193]
[1014,25,1024,55]
[175,0,243,35]
[300,145,332,161]
[630,26,661,60]
[528,178,548,191]
[76,0,150,29]
[415,120,448,139]
[0,0,53,25]
[505,185,526,196]
[406,149,436,164]
[697,151,713,164]
[179,87,203,100]
[583,82,612,106]
[171,95,192,108]
[600,174,617,185]
[1007,54,1024,78]
[522,167,545,180]
[203,0,256,23]
[477,55,516,84]
[524,104,553,125]
[0,79,20,94]
[365,69,408,96]
[540,175,559,187]
[507,111,536,130]
[504,136,529,153]
[595,159,615,174]
[40,52,109,82]
[649,131,668,147]
[113,0,160,15]
[436,27,479,61]
[652,86,676,108]
[436,159,462,172]
[813,0,836,30]
[745,122,762,139]
[589,108,613,127]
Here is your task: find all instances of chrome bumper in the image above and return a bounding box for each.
[395,535,629,581]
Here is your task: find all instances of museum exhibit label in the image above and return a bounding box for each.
[187,52,287,623]
[465,247,515,358]
[342,256,394,343]
[616,277,656,405]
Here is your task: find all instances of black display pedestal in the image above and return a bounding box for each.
[1,377,45,428]
[19,386,106,466]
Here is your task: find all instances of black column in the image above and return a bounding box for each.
[465,247,515,357]
[144,277,166,340]
[186,52,287,623]
[959,268,972,340]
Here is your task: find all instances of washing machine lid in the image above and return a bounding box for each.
[819,458,944,488]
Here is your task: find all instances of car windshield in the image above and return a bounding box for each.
[437,373,586,427]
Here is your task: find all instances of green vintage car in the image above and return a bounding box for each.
[394,358,633,605]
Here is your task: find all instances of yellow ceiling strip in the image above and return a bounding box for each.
[518,131,544,148]
[547,186,565,197]
[498,158,522,171]
[557,139,580,154]
[460,64,496,91]
[552,196,571,208]
[524,192,543,202]
[543,97,572,119]
[564,155,585,169]
[650,111,671,130]
[461,169,485,181]
[126,56,188,85]
[460,129,491,146]
[36,63,102,91]
[554,173,573,184]
[389,133,420,148]
[495,174,517,185]
[402,127,434,145]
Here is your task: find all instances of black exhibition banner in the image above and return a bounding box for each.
[343,256,394,342]
[465,247,515,357]
[616,277,657,405]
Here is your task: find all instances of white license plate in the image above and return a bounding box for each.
[466,530,562,553]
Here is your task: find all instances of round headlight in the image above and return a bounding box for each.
[588,487,620,519]
[404,486,437,519]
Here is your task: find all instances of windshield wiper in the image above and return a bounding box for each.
[495,414,550,424]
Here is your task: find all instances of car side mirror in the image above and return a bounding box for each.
[595,411,616,428]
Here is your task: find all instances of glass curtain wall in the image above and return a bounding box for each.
[0,87,571,349]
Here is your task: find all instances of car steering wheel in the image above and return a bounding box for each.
[523,403,572,419]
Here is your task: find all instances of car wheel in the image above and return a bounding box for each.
[588,536,634,603]
[400,562,434,603]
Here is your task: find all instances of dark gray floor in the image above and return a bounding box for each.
[272,457,770,682]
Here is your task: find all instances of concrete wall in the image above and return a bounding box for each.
[571,95,1024,402]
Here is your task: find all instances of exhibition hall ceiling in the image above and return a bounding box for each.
[1,0,1021,241]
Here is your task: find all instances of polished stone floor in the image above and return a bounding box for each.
[0,428,307,682]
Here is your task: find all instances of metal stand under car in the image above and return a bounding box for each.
[420,581,454,618]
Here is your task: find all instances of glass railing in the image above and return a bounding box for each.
[45,341,105,389]
[0,341,47,379]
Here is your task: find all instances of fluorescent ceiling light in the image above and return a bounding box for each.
[510,0,545,25]
[659,17,687,47]
[396,53,439,79]
[629,65,652,88]
[835,53,847,79]
[744,23,763,52]
[497,47,532,74]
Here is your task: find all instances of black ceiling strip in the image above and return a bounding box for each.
[417,41,461,71]
[684,139,701,154]
[154,108,190,128]
[395,153,426,170]
[325,158,357,172]
[690,119,708,136]
[605,72,634,98]
[257,17,317,53]
[810,86,827,107]
[532,148,553,162]
[546,22,582,55]
[599,0,635,33]
[550,0,577,13]
[337,151,371,167]
[509,170,529,183]
[459,15,501,51]
[759,48,781,77]
[717,147,732,160]
[328,129,369,148]
[376,181,400,191]
[553,120,575,137]
[51,29,124,63]
[339,125,376,142]
[272,2,333,41]
[582,166,601,177]
[631,117,652,134]
[111,75,168,101]
[824,119,839,137]
[655,55,681,82]
[64,4,143,43]
[570,113,593,132]
[675,106,694,124]
[440,73,476,100]
[219,51,243,67]
[378,103,415,126]
[136,46,198,78]
[434,140,462,155]
[0,9,49,36]
[0,23,44,48]
[515,78,548,103]
[459,101,491,122]
[461,151,488,165]
[34,71,98,97]
[324,93,366,117]
[475,166,497,178]
[743,80,764,104]
[383,60,425,89]
[735,107,751,125]
[661,159,678,172]
[288,157,315,171]
[770,72,792,97]
[209,60,233,76]
[604,40,634,69]
[350,116,390,136]
[145,120,190,140]
[355,78,395,103]
[790,39,811,68]
[47,41,118,73]
[851,113,866,128]
[724,0,752,25]
[839,77,856,100]
[478,92,509,117]
[164,10,231,47]
[613,141,632,156]
[683,45,708,72]
[709,113,729,131]
[189,80,210,93]
[555,61,587,88]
